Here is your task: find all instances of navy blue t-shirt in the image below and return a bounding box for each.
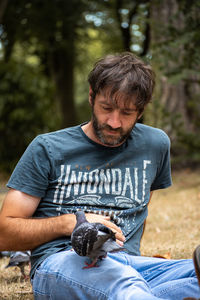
[7,123,172,278]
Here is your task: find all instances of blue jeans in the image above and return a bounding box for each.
[32,250,199,300]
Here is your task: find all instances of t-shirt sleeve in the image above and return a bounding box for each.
[7,135,52,197]
[150,131,172,191]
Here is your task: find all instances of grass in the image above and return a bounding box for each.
[0,259,33,300]
[0,168,200,298]
[141,168,200,259]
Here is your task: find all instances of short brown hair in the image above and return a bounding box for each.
[88,52,155,113]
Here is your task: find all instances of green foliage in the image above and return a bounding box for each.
[75,28,110,123]
[148,0,200,166]
[150,0,200,78]
[0,58,60,173]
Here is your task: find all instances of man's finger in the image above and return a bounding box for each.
[116,239,124,247]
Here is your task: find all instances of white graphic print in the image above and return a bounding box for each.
[53,160,152,237]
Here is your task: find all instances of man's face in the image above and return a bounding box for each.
[91,92,141,147]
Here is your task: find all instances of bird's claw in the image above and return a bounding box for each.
[82,260,99,269]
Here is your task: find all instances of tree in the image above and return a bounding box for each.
[0,58,56,172]
[148,0,200,165]
[1,0,88,128]
[84,0,151,55]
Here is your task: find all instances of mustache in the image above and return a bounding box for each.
[101,124,122,133]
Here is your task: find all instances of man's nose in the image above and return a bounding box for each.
[107,110,121,129]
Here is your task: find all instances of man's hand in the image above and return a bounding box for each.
[85,213,125,246]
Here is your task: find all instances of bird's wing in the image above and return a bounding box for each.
[102,239,125,253]
[87,223,114,259]
[10,251,30,263]
[6,251,30,268]
[95,224,125,253]
[92,230,111,251]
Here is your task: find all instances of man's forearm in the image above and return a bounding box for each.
[0,214,75,251]
[0,212,125,251]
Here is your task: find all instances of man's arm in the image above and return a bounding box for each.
[0,189,125,251]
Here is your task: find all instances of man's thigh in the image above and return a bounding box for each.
[121,254,196,285]
[112,253,199,299]
[32,251,162,300]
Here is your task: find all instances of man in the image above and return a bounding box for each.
[0,52,199,299]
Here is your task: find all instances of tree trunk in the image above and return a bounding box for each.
[49,44,77,128]
[150,0,195,136]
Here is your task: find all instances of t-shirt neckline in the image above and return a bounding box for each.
[78,122,128,151]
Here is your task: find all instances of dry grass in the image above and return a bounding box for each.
[0,258,33,300]
[0,168,200,298]
[141,168,200,259]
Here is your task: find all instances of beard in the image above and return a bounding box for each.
[92,111,137,146]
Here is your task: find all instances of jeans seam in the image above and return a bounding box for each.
[155,278,198,297]
[34,269,109,299]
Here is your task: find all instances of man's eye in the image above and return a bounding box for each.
[123,110,137,116]
[122,111,132,115]
[102,106,112,111]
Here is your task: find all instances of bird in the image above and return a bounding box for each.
[71,210,125,268]
[5,251,31,280]
[0,251,11,257]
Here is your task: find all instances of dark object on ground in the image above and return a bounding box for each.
[0,251,11,257]
[183,245,200,300]
[193,245,200,287]
[5,251,31,280]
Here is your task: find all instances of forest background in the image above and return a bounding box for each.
[0,0,200,174]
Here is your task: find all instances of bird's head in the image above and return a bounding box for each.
[75,210,88,225]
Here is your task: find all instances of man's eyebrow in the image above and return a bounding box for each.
[99,99,137,111]
[99,100,113,106]
[122,107,137,112]
[99,99,110,104]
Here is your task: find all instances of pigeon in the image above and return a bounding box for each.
[5,251,31,280]
[0,251,11,257]
[71,210,125,268]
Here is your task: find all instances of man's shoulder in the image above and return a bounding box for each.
[28,124,83,155]
[131,123,170,152]
[34,124,81,145]
[133,123,170,142]
[39,124,81,139]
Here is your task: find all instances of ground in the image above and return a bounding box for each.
[141,168,200,259]
[0,168,199,299]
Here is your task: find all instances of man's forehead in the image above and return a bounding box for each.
[99,90,137,110]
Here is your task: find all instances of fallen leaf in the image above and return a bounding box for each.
[153,252,171,259]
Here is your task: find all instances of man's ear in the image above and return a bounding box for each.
[138,111,144,120]
[89,87,93,106]
[138,105,147,120]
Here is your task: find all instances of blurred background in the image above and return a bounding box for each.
[0,0,200,174]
